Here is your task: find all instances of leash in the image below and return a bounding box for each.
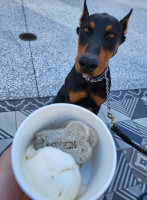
[105,72,147,156]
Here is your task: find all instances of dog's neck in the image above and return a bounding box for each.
[82,67,109,83]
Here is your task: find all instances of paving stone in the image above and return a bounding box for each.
[0,111,16,138]
[0,0,147,100]
[22,0,82,97]
[0,138,13,155]
[0,0,38,101]
[16,110,32,129]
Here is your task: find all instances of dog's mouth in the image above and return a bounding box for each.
[82,67,108,83]
[82,75,98,82]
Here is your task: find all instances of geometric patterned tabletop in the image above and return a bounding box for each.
[0,88,147,200]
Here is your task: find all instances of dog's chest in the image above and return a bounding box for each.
[69,82,106,105]
[83,81,106,95]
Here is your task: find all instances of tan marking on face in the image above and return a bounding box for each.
[91,42,119,77]
[90,48,112,77]
[75,44,88,73]
[75,41,119,77]
[90,93,106,106]
[90,21,95,29]
[69,91,87,103]
[106,25,112,32]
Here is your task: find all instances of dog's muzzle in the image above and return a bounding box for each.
[79,55,99,74]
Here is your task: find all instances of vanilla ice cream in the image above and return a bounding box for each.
[22,146,81,200]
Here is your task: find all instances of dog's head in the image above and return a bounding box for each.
[75,0,133,79]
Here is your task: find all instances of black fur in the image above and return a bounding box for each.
[54,67,111,114]
[53,1,133,115]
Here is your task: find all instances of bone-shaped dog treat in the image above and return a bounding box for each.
[33,120,98,164]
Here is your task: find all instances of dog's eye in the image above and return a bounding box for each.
[83,26,89,33]
[108,33,116,39]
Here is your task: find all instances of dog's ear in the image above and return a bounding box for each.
[80,0,89,25]
[120,9,133,35]
[120,9,133,44]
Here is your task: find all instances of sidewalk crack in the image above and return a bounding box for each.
[21,0,40,97]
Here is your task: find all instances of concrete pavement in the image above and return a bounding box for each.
[0,0,147,101]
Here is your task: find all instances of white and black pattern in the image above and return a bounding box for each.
[110,89,147,101]
[0,89,146,113]
[124,147,147,184]
[121,98,139,118]
[0,111,16,138]
[135,153,147,172]
[0,97,54,112]
[108,100,130,117]
[106,151,138,193]
[134,119,147,143]
[0,139,13,156]
[0,100,15,112]
[102,103,131,123]
[139,183,147,193]
[115,121,143,146]
[15,97,54,111]
[19,110,35,117]
[0,88,147,199]
[15,110,35,130]
[112,187,140,200]
[142,97,147,106]
[0,128,13,139]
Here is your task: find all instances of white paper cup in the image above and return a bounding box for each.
[12,103,116,200]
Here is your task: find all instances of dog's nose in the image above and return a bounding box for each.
[79,55,98,73]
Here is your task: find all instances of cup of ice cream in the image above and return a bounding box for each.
[11,103,117,200]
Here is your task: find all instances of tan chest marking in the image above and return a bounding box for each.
[87,107,93,112]
[90,93,106,106]
[69,91,87,103]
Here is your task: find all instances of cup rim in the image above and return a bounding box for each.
[11,103,117,200]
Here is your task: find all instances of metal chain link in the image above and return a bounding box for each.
[105,70,115,127]
[105,71,110,114]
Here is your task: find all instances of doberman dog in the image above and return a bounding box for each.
[53,0,133,115]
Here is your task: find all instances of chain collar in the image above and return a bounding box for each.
[105,67,111,114]
[82,67,109,83]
